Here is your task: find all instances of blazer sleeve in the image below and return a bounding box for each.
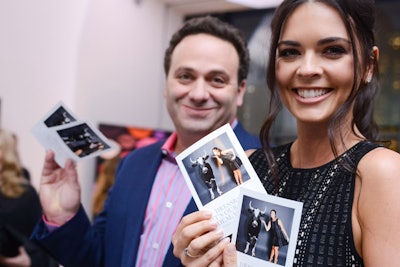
[31,205,105,267]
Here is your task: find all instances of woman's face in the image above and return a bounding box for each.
[270,210,276,219]
[275,2,354,125]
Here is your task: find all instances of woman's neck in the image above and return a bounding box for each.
[291,122,363,168]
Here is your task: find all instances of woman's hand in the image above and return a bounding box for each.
[172,210,237,266]
[0,246,31,267]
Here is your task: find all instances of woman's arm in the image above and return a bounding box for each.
[278,219,289,241]
[356,148,400,267]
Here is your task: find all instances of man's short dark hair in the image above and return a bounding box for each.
[164,16,249,84]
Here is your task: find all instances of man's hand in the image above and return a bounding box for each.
[39,150,81,225]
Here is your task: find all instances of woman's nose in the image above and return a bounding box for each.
[296,53,323,78]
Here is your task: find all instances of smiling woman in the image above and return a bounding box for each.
[172,1,400,266]
[201,0,400,149]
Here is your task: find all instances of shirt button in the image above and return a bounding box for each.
[152,243,159,249]
[166,202,173,208]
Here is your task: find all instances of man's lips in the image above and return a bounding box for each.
[182,105,215,116]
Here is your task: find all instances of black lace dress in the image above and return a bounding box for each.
[249,141,379,266]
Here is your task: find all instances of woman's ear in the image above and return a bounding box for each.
[365,46,379,83]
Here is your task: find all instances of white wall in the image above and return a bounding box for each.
[0,0,184,215]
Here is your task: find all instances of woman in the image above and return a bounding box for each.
[171,1,400,266]
[212,147,243,185]
[263,210,289,264]
[0,129,57,267]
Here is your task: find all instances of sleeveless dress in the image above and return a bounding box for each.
[249,141,379,266]
[270,218,289,247]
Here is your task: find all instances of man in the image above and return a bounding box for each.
[31,16,260,267]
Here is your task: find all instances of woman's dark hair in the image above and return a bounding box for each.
[260,0,379,186]
[164,16,250,84]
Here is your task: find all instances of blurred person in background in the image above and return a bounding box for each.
[0,129,58,267]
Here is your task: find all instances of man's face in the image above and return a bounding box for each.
[165,33,246,140]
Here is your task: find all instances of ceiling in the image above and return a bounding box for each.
[160,0,251,15]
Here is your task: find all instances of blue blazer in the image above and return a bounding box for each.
[31,123,260,267]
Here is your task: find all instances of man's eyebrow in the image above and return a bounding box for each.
[174,66,194,73]
[208,70,229,76]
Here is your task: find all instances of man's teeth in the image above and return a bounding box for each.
[298,89,328,98]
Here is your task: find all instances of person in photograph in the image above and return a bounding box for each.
[44,108,74,127]
[212,147,243,185]
[263,209,289,264]
[30,16,261,267]
[172,1,400,266]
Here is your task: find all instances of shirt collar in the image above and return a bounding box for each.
[161,132,178,161]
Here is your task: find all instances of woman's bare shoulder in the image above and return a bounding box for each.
[359,146,400,176]
[245,149,257,157]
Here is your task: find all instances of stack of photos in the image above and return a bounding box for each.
[176,124,303,267]
[32,101,117,167]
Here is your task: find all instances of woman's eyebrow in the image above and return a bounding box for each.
[277,40,300,47]
[317,37,351,46]
[277,37,351,47]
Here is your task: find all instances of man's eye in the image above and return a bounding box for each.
[210,77,226,87]
[213,77,224,84]
[178,73,192,81]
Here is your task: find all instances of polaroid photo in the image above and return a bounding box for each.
[176,124,267,237]
[32,101,78,146]
[32,101,117,167]
[232,187,303,267]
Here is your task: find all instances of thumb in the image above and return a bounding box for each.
[223,242,237,267]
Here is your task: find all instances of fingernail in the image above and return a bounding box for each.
[215,228,224,237]
[209,218,219,227]
[220,236,230,243]
[227,243,236,254]
[203,210,213,218]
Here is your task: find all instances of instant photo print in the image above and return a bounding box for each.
[232,187,303,267]
[176,124,267,237]
[32,101,117,167]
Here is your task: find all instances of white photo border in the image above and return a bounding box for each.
[32,101,117,167]
[232,187,303,267]
[176,124,267,237]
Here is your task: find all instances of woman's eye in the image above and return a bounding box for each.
[324,46,347,57]
[278,48,300,58]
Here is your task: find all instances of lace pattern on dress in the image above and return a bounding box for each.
[249,141,379,267]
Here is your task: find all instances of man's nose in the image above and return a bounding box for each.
[188,79,210,101]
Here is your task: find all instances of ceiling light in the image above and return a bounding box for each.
[226,0,283,9]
